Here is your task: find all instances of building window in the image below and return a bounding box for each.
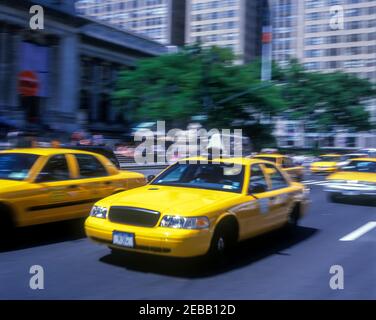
[346,137,356,148]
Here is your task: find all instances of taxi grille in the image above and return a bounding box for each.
[108,206,161,227]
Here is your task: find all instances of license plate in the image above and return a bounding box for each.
[113,231,135,248]
[342,191,360,196]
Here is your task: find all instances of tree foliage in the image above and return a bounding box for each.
[113,47,376,134]
[273,60,376,131]
[113,46,284,128]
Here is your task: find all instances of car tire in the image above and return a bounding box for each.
[0,206,14,245]
[285,205,300,234]
[208,221,237,264]
[328,194,339,203]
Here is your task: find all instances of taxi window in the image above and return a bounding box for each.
[152,162,244,193]
[75,154,108,178]
[319,156,340,162]
[249,164,269,194]
[341,161,376,173]
[282,157,293,168]
[264,163,289,190]
[38,154,70,182]
[0,153,38,181]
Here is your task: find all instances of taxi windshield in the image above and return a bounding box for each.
[318,156,340,162]
[340,161,376,173]
[151,162,244,193]
[0,153,38,181]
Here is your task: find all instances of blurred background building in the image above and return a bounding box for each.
[186,0,270,63]
[272,0,376,82]
[77,0,271,63]
[271,0,376,150]
[0,0,167,135]
[76,0,186,46]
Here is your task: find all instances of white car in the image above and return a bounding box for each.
[359,149,376,158]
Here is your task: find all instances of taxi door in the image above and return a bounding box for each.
[22,154,85,225]
[235,163,275,239]
[68,153,119,211]
[262,163,294,228]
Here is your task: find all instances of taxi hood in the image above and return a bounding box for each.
[98,185,242,216]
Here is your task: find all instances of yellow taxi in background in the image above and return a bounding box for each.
[85,157,309,258]
[253,154,304,181]
[310,154,342,174]
[325,158,376,203]
[0,149,146,234]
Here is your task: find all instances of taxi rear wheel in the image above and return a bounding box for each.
[285,204,300,233]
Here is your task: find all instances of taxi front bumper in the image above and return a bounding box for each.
[324,182,376,197]
[85,217,212,258]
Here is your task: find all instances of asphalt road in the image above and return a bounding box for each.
[0,170,375,299]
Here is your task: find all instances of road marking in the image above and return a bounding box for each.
[340,222,376,241]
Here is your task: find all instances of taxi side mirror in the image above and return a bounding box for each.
[147,175,156,182]
[249,184,267,194]
[36,172,53,183]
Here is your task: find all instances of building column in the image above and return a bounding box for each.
[56,34,79,131]
[108,67,117,123]
[8,32,22,110]
[90,62,101,123]
[0,24,7,108]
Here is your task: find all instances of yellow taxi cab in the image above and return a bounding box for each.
[0,148,146,233]
[310,154,342,174]
[324,158,376,202]
[85,157,309,258]
[252,154,304,181]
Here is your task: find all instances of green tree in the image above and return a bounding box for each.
[113,46,285,129]
[273,60,376,131]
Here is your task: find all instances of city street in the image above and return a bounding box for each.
[0,169,375,300]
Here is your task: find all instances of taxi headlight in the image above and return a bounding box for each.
[90,206,108,219]
[160,215,210,230]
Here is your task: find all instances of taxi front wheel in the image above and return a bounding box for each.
[208,219,238,262]
[328,194,340,203]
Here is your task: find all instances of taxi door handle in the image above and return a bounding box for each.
[67,185,78,189]
[103,181,112,185]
